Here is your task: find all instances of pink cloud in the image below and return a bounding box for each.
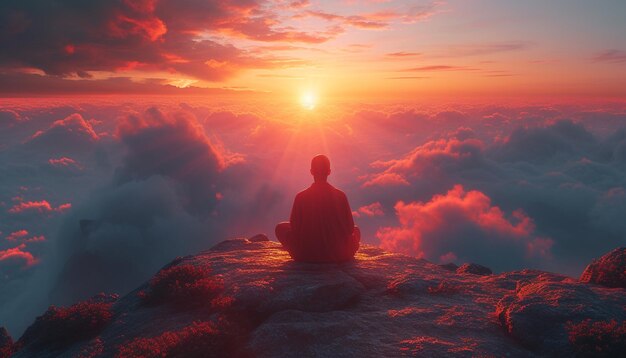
[56,203,72,212]
[297,2,440,29]
[107,11,167,41]
[363,136,485,186]
[353,202,384,217]
[27,113,100,153]
[8,200,71,214]
[48,157,82,169]
[386,52,421,57]
[5,230,47,243]
[5,230,29,241]
[301,10,388,29]
[362,173,410,187]
[377,185,547,264]
[48,114,99,141]
[403,65,480,72]
[0,244,38,268]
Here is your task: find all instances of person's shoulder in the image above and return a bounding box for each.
[295,186,312,198]
[331,186,348,198]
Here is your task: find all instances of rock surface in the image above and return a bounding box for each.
[496,274,626,355]
[0,327,13,357]
[456,263,492,276]
[8,239,626,357]
[580,247,626,288]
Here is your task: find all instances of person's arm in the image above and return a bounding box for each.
[290,193,300,229]
[342,192,355,234]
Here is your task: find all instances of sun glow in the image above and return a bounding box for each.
[300,91,318,110]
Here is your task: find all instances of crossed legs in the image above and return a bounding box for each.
[275,222,361,261]
[275,222,294,251]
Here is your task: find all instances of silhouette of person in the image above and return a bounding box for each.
[276,155,360,263]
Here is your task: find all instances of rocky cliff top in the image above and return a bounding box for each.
[4,238,626,357]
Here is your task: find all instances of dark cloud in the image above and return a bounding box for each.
[115,108,225,215]
[0,72,261,96]
[46,108,232,309]
[494,119,597,163]
[0,109,22,128]
[0,0,330,86]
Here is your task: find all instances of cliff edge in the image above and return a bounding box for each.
[4,237,626,357]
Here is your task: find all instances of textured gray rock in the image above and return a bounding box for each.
[249,233,270,242]
[9,238,626,357]
[439,262,459,272]
[0,327,13,356]
[457,263,492,276]
[580,247,626,288]
[496,275,626,355]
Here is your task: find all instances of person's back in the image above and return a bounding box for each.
[275,155,360,263]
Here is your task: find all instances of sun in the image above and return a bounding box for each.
[299,91,318,110]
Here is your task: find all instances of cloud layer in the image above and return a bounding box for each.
[1,99,626,337]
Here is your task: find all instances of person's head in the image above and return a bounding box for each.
[310,154,331,182]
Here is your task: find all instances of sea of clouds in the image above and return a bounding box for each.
[1,98,626,335]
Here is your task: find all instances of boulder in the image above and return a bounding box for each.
[0,327,13,357]
[457,263,492,276]
[438,263,459,272]
[580,247,626,288]
[249,233,270,242]
[495,278,626,355]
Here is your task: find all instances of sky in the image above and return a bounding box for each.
[1,0,626,338]
[0,0,625,99]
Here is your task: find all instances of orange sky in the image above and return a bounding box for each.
[0,1,625,100]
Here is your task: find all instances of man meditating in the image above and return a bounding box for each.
[276,155,360,263]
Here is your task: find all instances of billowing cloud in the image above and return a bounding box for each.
[363,173,410,187]
[363,134,485,187]
[26,113,99,154]
[45,107,235,309]
[494,119,596,163]
[0,109,23,128]
[115,107,226,215]
[353,202,384,217]
[363,116,626,275]
[2,101,626,338]
[377,185,549,270]
[0,244,37,269]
